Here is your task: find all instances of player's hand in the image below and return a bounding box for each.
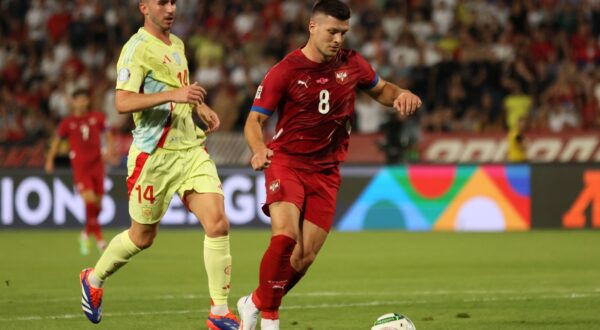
[197,104,220,133]
[251,148,274,171]
[393,92,422,116]
[171,82,207,104]
[44,160,54,174]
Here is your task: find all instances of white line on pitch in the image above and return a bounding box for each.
[1,292,599,322]
[2,288,599,305]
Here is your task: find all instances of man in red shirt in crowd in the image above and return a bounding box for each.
[46,88,116,255]
[237,1,422,329]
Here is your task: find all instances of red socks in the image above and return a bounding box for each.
[283,268,305,295]
[85,202,103,241]
[253,235,296,319]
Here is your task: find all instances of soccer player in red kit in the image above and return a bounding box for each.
[237,1,422,329]
[46,89,116,255]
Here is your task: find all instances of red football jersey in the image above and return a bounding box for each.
[251,48,378,169]
[57,111,106,169]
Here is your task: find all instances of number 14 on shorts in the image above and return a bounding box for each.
[135,184,155,204]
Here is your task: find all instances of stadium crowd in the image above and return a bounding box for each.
[1,0,599,146]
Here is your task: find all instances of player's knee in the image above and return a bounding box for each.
[135,235,155,249]
[270,221,298,240]
[204,215,230,237]
[130,230,157,249]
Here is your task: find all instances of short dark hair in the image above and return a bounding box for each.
[72,88,90,98]
[312,0,351,20]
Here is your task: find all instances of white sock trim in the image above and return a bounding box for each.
[211,304,229,316]
[88,270,104,288]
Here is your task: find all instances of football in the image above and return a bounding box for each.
[371,313,416,330]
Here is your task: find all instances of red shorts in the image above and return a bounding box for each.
[262,163,341,232]
[72,162,105,196]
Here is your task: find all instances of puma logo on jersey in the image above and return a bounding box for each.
[297,80,309,88]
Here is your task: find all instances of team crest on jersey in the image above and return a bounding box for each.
[173,52,182,66]
[142,206,153,220]
[335,70,349,85]
[268,179,281,194]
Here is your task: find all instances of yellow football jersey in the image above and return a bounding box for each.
[116,28,205,153]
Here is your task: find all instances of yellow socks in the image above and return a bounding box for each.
[93,230,142,281]
[204,235,232,306]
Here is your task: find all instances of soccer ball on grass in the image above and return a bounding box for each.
[371,313,416,330]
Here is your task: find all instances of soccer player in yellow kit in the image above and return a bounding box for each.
[78,1,239,329]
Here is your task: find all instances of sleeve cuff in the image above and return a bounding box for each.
[250,105,274,116]
[361,74,380,90]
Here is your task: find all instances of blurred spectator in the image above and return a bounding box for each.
[432,0,454,36]
[211,77,242,132]
[0,100,25,142]
[355,93,386,133]
[381,2,406,43]
[507,116,528,163]
[503,82,532,131]
[46,0,70,42]
[409,9,434,44]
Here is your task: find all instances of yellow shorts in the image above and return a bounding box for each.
[126,144,223,224]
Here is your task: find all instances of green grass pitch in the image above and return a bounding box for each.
[1,229,599,329]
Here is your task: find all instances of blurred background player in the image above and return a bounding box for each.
[238,1,422,329]
[77,1,239,329]
[45,88,116,255]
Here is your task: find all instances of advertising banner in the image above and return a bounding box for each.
[531,164,600,229]
[420,132,600,163]
[6,164,599,230]
[0,168,271,229]
[336,165,530,231]
[1,165,533,231]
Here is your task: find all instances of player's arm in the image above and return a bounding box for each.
[195,102,220,133]
[45,134,62,174]
[365,79,422,116]
[115,82,207,113]
[244,111,273,171]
